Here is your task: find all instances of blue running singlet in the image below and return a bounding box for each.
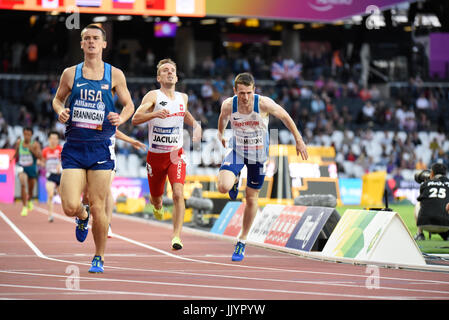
[61,62,116,170]
[65,62,115,142]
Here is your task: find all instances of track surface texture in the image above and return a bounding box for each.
[1,202,448,316]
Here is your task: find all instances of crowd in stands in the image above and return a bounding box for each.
[1,39,449,180]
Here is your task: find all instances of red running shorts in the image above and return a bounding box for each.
[146,148,186,197]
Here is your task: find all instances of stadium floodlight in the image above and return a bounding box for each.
[117,15,132,21]
[414,14,441,27]
[200,19,216,25]
[93,16,107,23]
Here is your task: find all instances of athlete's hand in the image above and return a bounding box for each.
[296,138,308,160]
[192,124,202,143]
[154,108,170,119]
[108,112,122,126]
[58,108,70,123]
[131,140,147,151]
[217,131,227,148]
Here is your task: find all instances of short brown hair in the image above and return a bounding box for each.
[156,58,177,76]
[81,24,107,41]
[234,73,255,89]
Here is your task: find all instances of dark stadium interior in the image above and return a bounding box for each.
[1,0,449,180]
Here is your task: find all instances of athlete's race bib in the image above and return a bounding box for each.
[46,157,60,173]
[19,154,33,167]
[235,130,264,150]
[151,126,180,151]
[72,106,105,130]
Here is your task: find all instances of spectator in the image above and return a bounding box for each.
[429,137,440,154]
[416,92,430,111]
[416,158,427,170]
[394,104,407,130]
[202,56,215,77]
[361,100,376,122]
[359,86,371,101]
[369,85,381,101]
[310,94,325,113]
[403,107,417,132]
[346,149,357,162]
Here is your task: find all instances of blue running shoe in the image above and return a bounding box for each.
[231,241,246,261]
[88,255,104,273]
[75,205,90,242]
[228,172,241,200]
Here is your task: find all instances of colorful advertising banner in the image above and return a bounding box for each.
[321,209,388,258]
[248,204,284,243]
[339,178,362,205]
[0,149,15,203]
[39,175,149,203]
[110,177,149,200]
[212,203,339,252]
[0,0,205,17]
[429,33,449,79]
[285,207,337,252]
[210,201,242,235]
[264,205,306,247]
[321,209,426,265]
[361,171,386,207]
[222,202,247,237]
[206,0,413,22]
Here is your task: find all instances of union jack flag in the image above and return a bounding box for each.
[271,59,301,81]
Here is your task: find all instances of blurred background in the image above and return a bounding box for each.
[1,0,449,214]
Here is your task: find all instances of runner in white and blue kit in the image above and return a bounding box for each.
[216,73,309,262]
[52,24,135,273]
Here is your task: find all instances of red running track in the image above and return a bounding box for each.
[1,201,449,303]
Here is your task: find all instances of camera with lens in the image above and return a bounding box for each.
[414,169,431,184]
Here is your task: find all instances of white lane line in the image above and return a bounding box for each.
[27,207,449,285]
[3,270,444,300]
[0,283,231,300]
[3,208,449,299]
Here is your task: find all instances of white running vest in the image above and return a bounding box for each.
[229,94,269,162]
[148,90,185,153]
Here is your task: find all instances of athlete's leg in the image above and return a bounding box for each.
[27,177,36,206]
[46,180,56,219]
[239,186,261,240]
[217,150,244,194]
[105,171,115,225]
[87,169,111,259]
[170,182,185,239]
[18,172,28,207]
[217,170,238,193]
[59,169,88,219]
[239,161,265,240]
[146,151,167,211]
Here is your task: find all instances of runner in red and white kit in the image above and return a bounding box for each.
[41,131,63,223]
[132,58,201,250]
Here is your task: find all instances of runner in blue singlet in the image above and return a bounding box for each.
[52,24,135,273]
[216,73,309,262]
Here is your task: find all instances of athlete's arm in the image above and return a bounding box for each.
[116,129,147,151]
[182,93,202,143]
[217,98,232,148]
[110,67,135,127]
[30,140,43,161]
[260,96,308,160]
[52,67,74,123]
[12,138,20,163]
[131,90,169,125]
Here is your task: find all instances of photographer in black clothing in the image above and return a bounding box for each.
[414,163,449,241]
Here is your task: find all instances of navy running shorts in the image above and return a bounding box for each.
[219,149,265,190]
[61,139,115,170]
